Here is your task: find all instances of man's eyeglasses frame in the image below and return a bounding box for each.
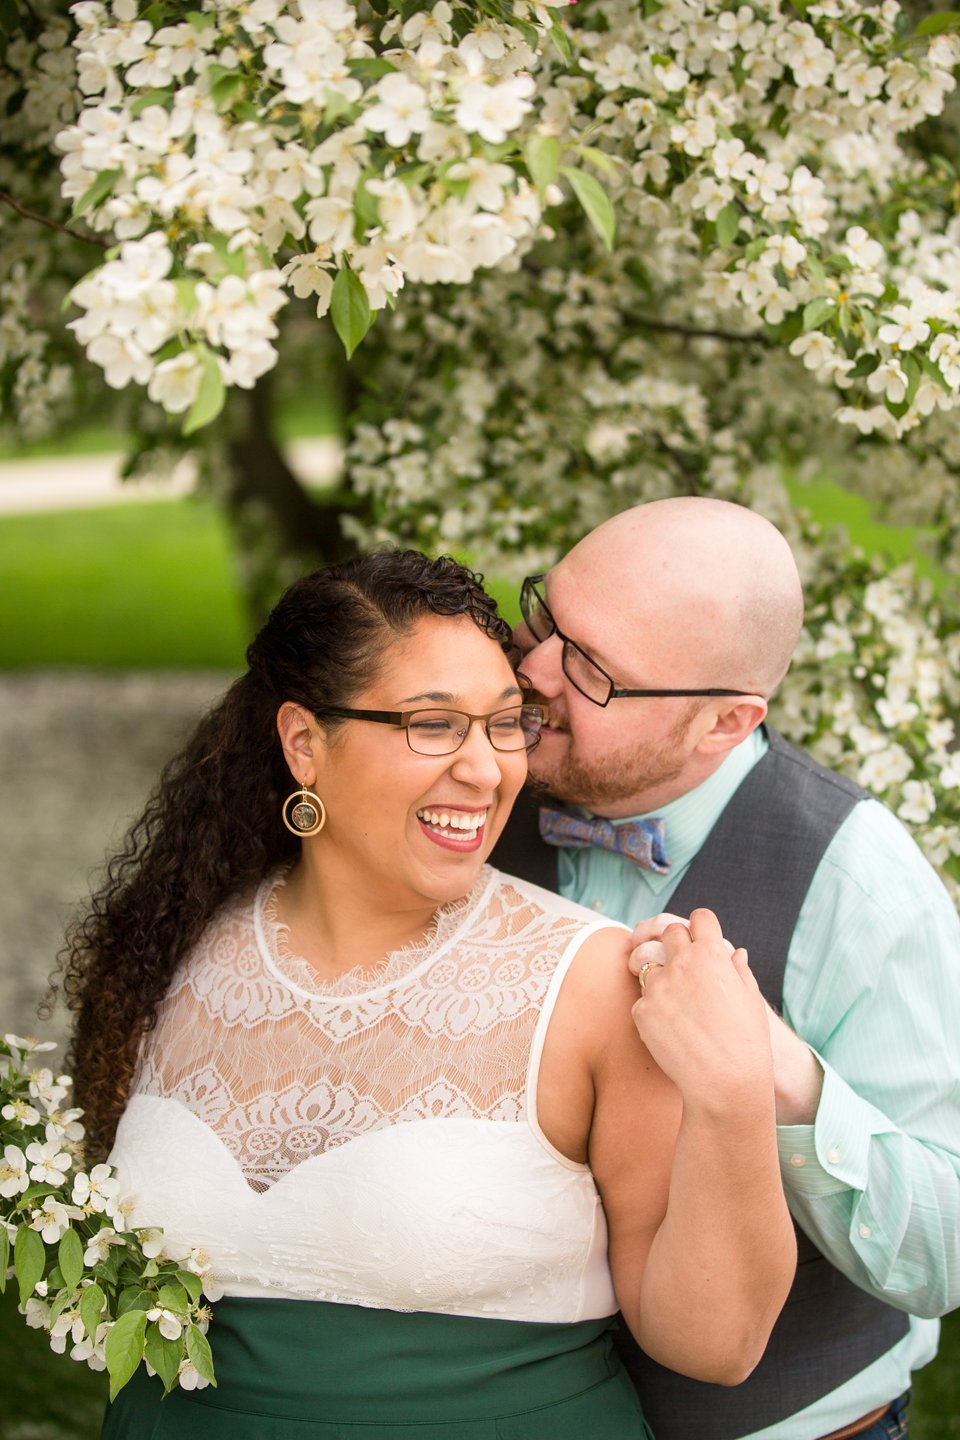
[518,575,754,709]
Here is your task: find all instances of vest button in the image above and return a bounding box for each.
[789,1154,805,1167]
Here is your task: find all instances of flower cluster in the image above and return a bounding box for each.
[1,1034,218,1399]
[772,533,960,902]
[0,13,83,436]
[556,0,960,438]
[53,0,574,427]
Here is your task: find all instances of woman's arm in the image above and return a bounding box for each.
[538,909,796,1384]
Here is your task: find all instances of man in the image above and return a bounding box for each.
[491,497,960,1440]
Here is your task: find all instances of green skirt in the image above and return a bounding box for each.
[101,1298,652,1439]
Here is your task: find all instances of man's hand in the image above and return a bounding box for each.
[629,913,824,1125]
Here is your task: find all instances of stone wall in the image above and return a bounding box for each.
[0,672,230,1052]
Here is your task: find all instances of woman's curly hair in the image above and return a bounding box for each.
[60,550,516,1161]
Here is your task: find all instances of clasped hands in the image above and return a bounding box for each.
[628,911,824,1126]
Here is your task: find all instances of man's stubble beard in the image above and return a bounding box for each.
[526,713,696,814]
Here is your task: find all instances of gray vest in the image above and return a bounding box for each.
[490,728,910,1439]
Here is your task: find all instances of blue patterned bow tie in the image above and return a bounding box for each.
[538,806,670,874]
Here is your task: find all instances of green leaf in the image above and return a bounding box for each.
[58,1228,84,1292]
[156,1281,188,1314]
[715,202,740,248]
[145,1322,183,1394]
[130,89,173,118]
[322,89,359,126]
[182,348,227,437]
[173,278,198,315]
[524,134,561,197]
[71,168,122,222]
[19,1182,59,1206]
[116,1287,154,1317]
[915,10,960,35]
[49,1289,76,1327]
[902,352,922,409]
[211,70,244,112]
[187,9,216,28]
[917,351,950,392]
[578,145,623,180]
[347,56,398,78]
[803,296,835,331]
[561,166,616,253]
[186,1323,217,1386]
[105,1309,147,1402]
[0,1225,8,1293]
[331,267,372,359]
[549,15,573,65]
[80,1282,105,1341]
[354,174,380,237]
[848,353,880,380]
[14,1227,45,1307]
[176,1270,203,1305]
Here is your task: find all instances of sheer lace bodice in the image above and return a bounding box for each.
[134,866,592,1189]
[113,868,626,1321]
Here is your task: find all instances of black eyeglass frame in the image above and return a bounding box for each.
[313,703,544,753]
[519,575,755,708]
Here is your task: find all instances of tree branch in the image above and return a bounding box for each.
[626,313,773,346]
[0,190,110,248]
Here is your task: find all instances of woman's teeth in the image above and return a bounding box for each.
[417,808,486,838]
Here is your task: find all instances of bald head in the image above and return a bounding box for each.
[564,498,803,697]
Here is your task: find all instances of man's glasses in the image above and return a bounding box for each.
[518,576,754,709]
[314,704,544,755]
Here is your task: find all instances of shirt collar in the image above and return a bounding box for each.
[588,727,769,893]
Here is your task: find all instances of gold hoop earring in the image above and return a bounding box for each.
[282,784,327,837]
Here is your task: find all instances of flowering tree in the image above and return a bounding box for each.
[0,1035,219,1394]
[2,0,960,894]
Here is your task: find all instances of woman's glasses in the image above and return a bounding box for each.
[314,704,544,755]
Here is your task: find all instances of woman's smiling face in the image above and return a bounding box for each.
[305,614,529,910]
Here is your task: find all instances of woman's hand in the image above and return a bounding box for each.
[629,911,824,1125]
[628,908,775,1119]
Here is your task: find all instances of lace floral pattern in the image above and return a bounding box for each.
[134,867,591,1188]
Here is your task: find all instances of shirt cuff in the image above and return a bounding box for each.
[777,1056,879,1197]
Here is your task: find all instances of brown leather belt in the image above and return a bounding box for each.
[818,1403,891,1440]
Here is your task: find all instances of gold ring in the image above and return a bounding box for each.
[637,960,665,996]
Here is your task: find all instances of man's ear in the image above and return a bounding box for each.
[277,702,318,784]
[693,696,768,759]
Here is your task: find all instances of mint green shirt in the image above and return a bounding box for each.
[560,729,960,1439]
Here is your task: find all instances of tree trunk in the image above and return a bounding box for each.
[223,373,366,621]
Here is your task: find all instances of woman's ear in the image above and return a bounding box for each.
[277,702,318,784]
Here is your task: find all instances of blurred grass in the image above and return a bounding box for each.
[786,474,941,583]
[0,499,248,669]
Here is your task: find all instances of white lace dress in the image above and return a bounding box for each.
[110,865,627,1324]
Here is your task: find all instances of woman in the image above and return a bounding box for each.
[62,551,795,1439]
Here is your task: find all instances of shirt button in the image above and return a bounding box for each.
[859,1224,872,1239]
[827,1146,842,1164]
[789,1154,806,1167]
[591,899,605,912]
